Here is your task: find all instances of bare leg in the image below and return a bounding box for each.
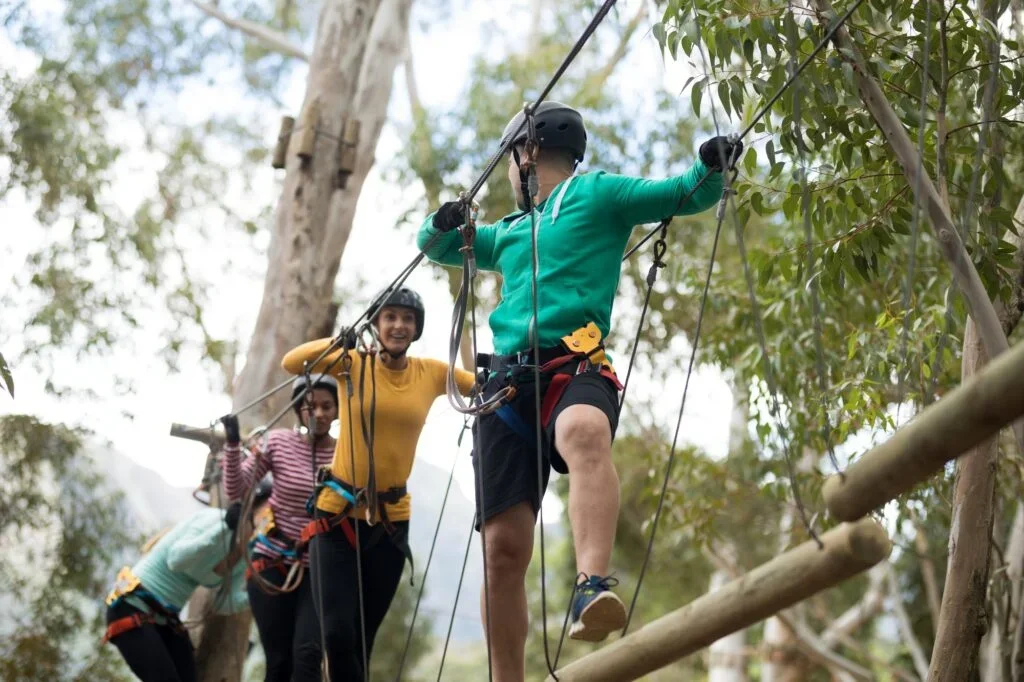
[479,501,535,682]
[555,404,619,576]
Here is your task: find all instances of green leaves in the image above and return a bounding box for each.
[0,353,12,398]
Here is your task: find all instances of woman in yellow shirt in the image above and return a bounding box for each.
[282,286,474,680]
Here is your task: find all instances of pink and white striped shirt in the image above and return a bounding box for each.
[221,429,334,564]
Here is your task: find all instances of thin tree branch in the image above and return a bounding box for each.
[886,564,931,680]
[821,565,888,648]
[948,54,1024,81]
[773,612,875,681]
[910,511,942,636]
[946,119,1024,138]
[189,0,308,61]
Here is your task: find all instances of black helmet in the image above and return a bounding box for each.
[291,375,339,412]
[367,286,425,341]
[253,475,273,506]
[500,101,587,163]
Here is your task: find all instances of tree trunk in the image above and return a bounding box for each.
[233,0,385,428]
[927,318,999,682]
[708,387,750,682]
[188,1,412,679]
[761,450,817,682]
[709,541,749,682]
[982,504,1024,682]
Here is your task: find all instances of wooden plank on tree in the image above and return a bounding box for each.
[296,98,320,162]
[823,340,1024,522]
[272,115,295,169]
[547,518,891,682]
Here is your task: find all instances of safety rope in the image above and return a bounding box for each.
[690,0,822,549]
[521,110,561,680]
[616,0,873,638]
[436,515,477,681]
[620,175,733,636]
[394,420,471,681]
[342,354,370,682]
[458,0,620,206]
[618,225,668,410]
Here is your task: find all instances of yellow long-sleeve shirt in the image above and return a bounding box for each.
[282,339,475,522]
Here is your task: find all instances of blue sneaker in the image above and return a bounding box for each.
[569,574,626,642]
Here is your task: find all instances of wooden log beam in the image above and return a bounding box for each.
[169,422,224,450]
[822,340,1024,522]
[547,519,891,682]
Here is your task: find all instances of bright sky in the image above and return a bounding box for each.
[1,0,739,518]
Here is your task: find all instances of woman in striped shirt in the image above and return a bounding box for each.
[220,376,338,682]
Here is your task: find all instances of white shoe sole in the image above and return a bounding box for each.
[569,592,627,642]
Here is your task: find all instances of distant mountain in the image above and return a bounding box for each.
[86,441,204,534]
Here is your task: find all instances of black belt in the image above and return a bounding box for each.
[315,467,407,505]
[477,346,568,373]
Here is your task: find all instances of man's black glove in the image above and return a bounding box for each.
[338,326,358,349]
[432,201,467,233]
[224,502,242,531]
[699,136,744,172]
[220,414,241,446]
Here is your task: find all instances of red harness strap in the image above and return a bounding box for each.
[538,355,623,428]
[102,610,187,644]
[103,613,155,643]
[299,513,357,549]
[245,555,292,582]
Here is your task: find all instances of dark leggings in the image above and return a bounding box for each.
[106,601,195,682]
[309,520,408,681]
[246,558,322,682]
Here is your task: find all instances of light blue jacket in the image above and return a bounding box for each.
[131,507,248,615]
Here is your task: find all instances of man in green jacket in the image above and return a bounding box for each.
[417,101,740,681]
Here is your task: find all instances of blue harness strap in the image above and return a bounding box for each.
[495,403,534,442]
[323,479,359,506]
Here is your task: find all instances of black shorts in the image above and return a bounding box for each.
[472,368,620,528]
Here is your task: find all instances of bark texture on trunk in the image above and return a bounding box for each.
[927,318,999,682]
[234,0,386,427]
[982,504,1024,682]
[708,388,751,682]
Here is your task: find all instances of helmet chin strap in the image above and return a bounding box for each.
[513,146,531,212]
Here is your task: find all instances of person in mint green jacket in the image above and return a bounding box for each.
[103,486,269,682]
[417,101,741,681]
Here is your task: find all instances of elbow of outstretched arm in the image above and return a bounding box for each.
[281,339,340,376]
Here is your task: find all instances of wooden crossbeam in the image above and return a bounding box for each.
[823,340,1024,522]
[547,519,890,682]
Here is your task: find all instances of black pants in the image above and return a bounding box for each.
[106,601,195,682]
[309,520,408,681]
[247,557,322,682]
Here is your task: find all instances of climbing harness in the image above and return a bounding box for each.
[102,567,187,644]
[300,469,414,573]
